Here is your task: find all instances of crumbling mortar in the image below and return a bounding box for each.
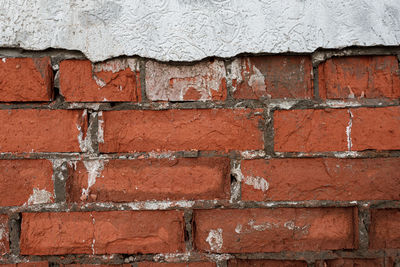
[358,206,371,251]
[263,108,274,156]
[0,98,399,112]
[139,58,149,102]
[0,250,394,265]
[8,212,20,256]
[311,46,400,66]
[230,159,243,203]
[224,59,235,101]
[184,210,194,252]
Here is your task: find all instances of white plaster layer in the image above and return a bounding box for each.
[145,59,226,101]
[0,0,399,62]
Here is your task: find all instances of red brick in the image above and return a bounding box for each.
[0,109,86,152]
[100,109,264,152]
[228,259,307,267]
[138,263,216,267]
[274,109,349,152]
[369,209,400,249]
[193,208,357,253]
[63,265,130,267]
[0,215,9,254]
[67,158,230,202]
[0,263,49,267]
[59,59,141,102]
[0,57,53,102]
[316,258,385,267]
[0,160,54,206]
[319,56,400,99]
[241,158,400,201]
[351,107,400,151]
[20,211,184,255]
[145,59,227,101]
[232,56,313,99]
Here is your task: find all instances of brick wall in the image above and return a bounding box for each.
[0,47,399,267]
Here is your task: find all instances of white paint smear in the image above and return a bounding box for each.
[206,228,223,252]
[81,160,105,199]
[27,188,53,205]
[244,176,269,192]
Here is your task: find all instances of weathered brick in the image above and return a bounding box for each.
[59,59,141,102]
[138,263,216,267]
[319,56,400,99]
[0,109,86,152]
[274,109,348,152]
[369,209,400,249]
[20,211,184,255]
[193,208,357,253]
[0,57,53,102]
[67,158,230,202]
[316,258,385,267]
[351,107,400,151]
[0,262,49,267]
[241,158,400,201]
[231,56,313,99]
[145,59,226,101]
[0,160,54,206]
[228,259,307,267]
[63,265,130,267]
[274,107,400,152]
[100,109,264,152]
[0,215,9,254]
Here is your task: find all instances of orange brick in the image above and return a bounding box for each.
[67,158,230,202]
[0,57,53,101]
[20,211,184,255]
[0,109,86,152]
[319,56,400,99]
[194,208,357,253]
[241,158,400,201]
[60,59,141,102]
[100,109,264,152]
[0,160,53,206]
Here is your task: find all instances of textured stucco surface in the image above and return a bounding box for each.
[1,0,400,62]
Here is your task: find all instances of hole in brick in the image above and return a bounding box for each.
[52,86,65,102]
[230,174,237,184]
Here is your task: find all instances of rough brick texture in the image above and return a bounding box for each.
[274,107,400,152]
[274,109,348,152]
[369,209,400,249]
[319,56,400,99]
[100,109,264,152]
[228,259,307,267]
[241,158,400,201]
[351,107,400,151]
[232,56,313,99]
[138,263,216,267]
[0,57,53,102]
[316,258,385,267]
[146,59,227,101]
[194,208,357,253]
[0,109,86,152]
[0,52,399,265]
[0,263,49,267]
[60,59,141,102]
[67,158,230,202]
[0,160,54,206]
[20,211,184,255]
